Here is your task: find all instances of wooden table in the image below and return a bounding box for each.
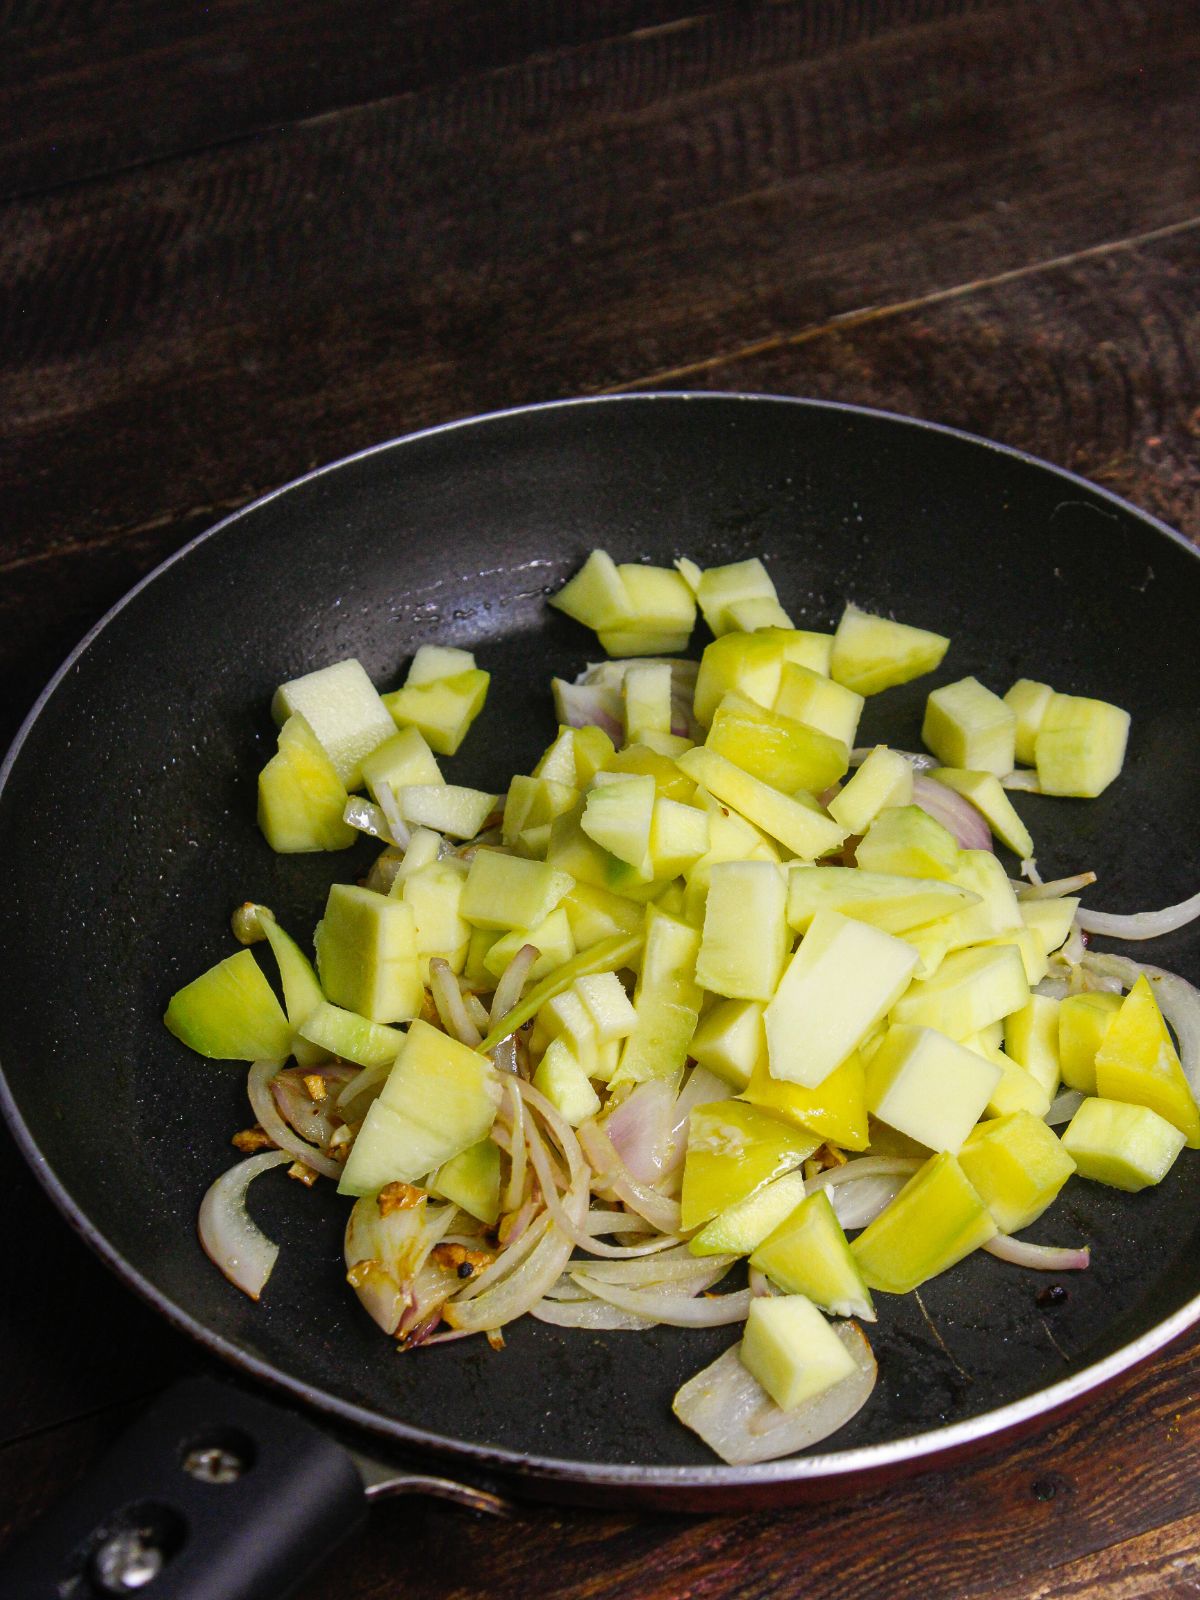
[3,3,1199,1595]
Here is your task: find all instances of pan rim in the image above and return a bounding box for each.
[3,389,1199,1489]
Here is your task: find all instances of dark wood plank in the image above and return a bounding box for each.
[4,224,1197,755]
[7,1321,1200,1599]
[2,0,1197,596]
[0,0,714,198]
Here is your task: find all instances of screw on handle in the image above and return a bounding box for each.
[0,1377,369,1600]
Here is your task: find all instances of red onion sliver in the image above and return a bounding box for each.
[198,1150,291,1300]
[247,1059,343,1179]
[911,775,993,851]
[984,1235,1090,1272]
[606,1081,675,1184]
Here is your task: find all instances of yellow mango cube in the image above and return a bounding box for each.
[827,746,914,834]
[922,677,1016,776]
[866,1024,1002,1152]
[851,1153,996,1293]
[1095,975,1200,1146]
[1062,1097,1186,1191]
[958,1112,1075,1233]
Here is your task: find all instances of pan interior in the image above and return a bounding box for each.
[2,395,1198,1473]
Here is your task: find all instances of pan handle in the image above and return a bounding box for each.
[0,1376,370,1600]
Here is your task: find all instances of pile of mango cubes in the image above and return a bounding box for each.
[166,548,1197,1420]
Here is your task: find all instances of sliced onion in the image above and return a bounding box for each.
[577,1119,683,1234]
[247,1059,343,1179]
[662,1065,734,1179]
[850,747,935,772]
[1017,872,1097,901]
[364,847,406,895]
[490,943,539,1030]
[1081,954,1200,1096]
[606,1081,675,1184]
[198,1150,291,1300]
[444,1206,582,1333]
[501,1078,528,1215]
[343,796,400,846]
[552,679,624,743]
[336,1060,391,1113]
[984,1235,1090,1272]
[531,1297,655,1330]
[1045,1089,1084,1126]
[429,958,482,1046]
[1076,889,1200,942]
[911,775,992,851]
[374,781,411,849]
[1034,976,1070,1001]
[568,1248,734,1289]
[829,1174,908,1231]
[672,1321,877,1464]
[571,1272,751,1327]
[1001,770,1043,793]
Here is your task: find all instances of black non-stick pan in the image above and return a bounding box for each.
[3,396,1199,1598]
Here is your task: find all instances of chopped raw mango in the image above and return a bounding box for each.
[829,604,949,696]
[922,677,1016,776]
[1061,1097,1186,1192]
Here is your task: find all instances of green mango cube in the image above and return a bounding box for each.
[689,998,764,1090]
[382,668,490,756]
[750,1189,875,1320]
[1020,896,1079,959]
[164,948,292,1062]
[680,1102,818,1231]
[688,1169,808,1257]
[765,911,918,1088]
[693,558,789,636]
[314,883,422,1024]
[706,692,850,794]
[296,999,407,1067]
[580,774,657,873]
[616,563,697,635]
[854,805,959,881]
[827,746,914,835]
[560,883,645,947]
[271,658,396,789]
[851,1153,997,1293]
[1003,679,1055,767]
[1003,995,1062,1099]
[623,662,673,742]
[258,713,357,854]
[461,851,574,932]
[696,860,789,1002]
[1095,975,1200,1146]
[483,909,575,982]
[1061,1096,1186,1192]
[891,944,1029,1040]
[405,645,477,685]
[866,1023,1002,1151]
[1058,991,1122,1094]
[1035,693,1130,798]
[360,726,444,804]
[922,677,1016,776]
[533,1037,602,1126]
[549,549,633,632]
[928,768,1034,859]
[772,662,864,748]
[397,783,498,840]
[957,1112,1076,1233]
[829,604,949,696]
[692,628,833,725]
[648,797,709,879]
[740,1294,859,1411]
[741,1048,869,1151]
[677,746,848,861]
[430,1137,502,1225]
[785,865,976,937]
[339,1018,500,1195]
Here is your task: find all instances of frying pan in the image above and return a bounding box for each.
[2,394,1199,1597]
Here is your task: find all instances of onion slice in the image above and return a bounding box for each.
[1045,1088,1085,1127]
[1076,888,1200,942]
[984,1235,1090,1272]
[530,1298,655,1330]
[198,1150,291,1300]
[672,1321,878,1465]
[911,775,993,851]
[247,1060,343,1179]
[571,1272,752,1327]
[429,958,482,1046]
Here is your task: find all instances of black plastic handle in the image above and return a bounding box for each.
[0,1376,368,1600]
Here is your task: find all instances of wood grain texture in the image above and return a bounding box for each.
[3,0,1197,581]
[3,1,1200,1594]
